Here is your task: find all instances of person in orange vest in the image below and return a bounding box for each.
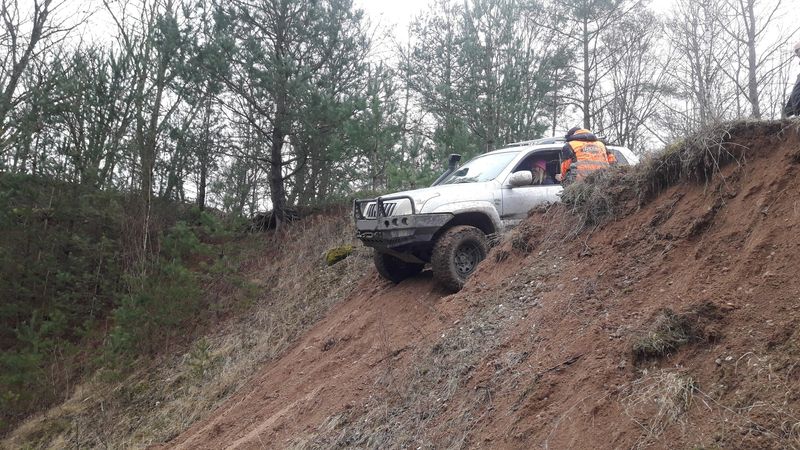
[785,40,800,117]
[556,127,615,184]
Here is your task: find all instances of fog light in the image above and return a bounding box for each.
[392,218,398,226]
[402,217,408,225]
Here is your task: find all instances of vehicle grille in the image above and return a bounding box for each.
[365,202,397,218]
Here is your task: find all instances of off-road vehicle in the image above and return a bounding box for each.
[353,138,638,292]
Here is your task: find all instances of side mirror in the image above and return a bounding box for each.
[448,153,462,170]
[508,171,533,187]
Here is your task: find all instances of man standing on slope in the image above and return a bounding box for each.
[785,40,800,118]
[556,127,615,184]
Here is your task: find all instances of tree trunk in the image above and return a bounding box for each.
[269,97,288,227]
[745,0,761,118]
[582,18,591,130]
[197,97,213,211]
[197,160,207,210]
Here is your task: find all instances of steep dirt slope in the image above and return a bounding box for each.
[170,121,800,449]
[447,121,800,449]
[166,273,455,449]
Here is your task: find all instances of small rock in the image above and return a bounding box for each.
[715,358,722,366]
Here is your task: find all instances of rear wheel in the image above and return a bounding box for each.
[373,251,424,283]
[431,225,488,292]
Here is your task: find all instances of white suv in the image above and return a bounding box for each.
[354,138,638,291]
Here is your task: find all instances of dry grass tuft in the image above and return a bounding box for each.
[560,167,637,232]
[561,119,792,233]
[623,369,697,447]
[632,303,721,363]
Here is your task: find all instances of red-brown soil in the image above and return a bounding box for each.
[168,121,800,449]
[167,273,459,449]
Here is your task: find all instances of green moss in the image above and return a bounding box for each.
[325,245,354,266]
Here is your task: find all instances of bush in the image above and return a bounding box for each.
[161,222,211,262]
[0,174,235,432]
[108,263,203,359]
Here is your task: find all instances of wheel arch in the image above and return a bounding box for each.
[435,210,497,240]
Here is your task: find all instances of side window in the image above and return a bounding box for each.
[512,155,536,172]
[511,150,561,185]
[609,149,629,166]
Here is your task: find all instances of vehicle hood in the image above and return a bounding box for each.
[379,181,496,215]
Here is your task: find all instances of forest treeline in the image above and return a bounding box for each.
[2,0,797,220]
[0,0,796,435]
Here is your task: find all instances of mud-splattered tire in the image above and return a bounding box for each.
[373,251,424,283]
[431,225,488,292]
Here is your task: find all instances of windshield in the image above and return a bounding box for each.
[441,152,518,184]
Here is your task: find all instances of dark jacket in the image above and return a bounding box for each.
[786,74,800,117]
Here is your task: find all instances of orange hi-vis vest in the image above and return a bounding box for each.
[560,135,612,181]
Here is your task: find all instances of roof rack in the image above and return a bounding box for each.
[506,137,566,147]
[507,136,621,147]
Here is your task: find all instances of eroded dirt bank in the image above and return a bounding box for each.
[170,121,800,449]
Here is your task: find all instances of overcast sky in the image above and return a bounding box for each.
[355,0,428,32]
[66,0,799,100]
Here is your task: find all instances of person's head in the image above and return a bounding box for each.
[565,126,582,139]
[565,127,593,139]
[531,159,547,172]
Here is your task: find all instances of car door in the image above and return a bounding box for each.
[499,149,563,227]
[500,181,562,227]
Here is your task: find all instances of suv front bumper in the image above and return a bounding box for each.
[355,213,453,249]
[354,196,452,250]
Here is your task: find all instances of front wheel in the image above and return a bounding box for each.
[374,251,424,283]
[431,225,488,292]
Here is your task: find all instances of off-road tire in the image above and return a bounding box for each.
[373,251,424,283]
[431,225,488,292]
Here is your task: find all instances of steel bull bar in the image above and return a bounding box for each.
[353,195,452,251]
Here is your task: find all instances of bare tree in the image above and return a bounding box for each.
[664,0,737,132]
[544,0,639,130]
[598,9,671,151]
[0,0,75,152]
[103,0,193,197]
[715,0,799,118]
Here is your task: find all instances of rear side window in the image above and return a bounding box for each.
[609,149,629,166]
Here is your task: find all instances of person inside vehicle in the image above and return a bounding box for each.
[531,159,556,185]
[556,127,614,184]
[785,40,800,118]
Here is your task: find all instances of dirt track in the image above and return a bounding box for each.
[169,122,800,449]
[167,272,461,449]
